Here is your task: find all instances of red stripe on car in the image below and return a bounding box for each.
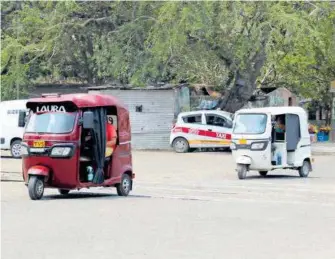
[172,127,231,140]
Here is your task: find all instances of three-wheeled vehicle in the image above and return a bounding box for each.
[18,93,134,200]
[230,107,312,180]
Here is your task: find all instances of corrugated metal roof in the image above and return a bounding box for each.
[86,84,187,91]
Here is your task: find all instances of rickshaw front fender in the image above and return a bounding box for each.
[27,165,50,182]
[236,156,252,165]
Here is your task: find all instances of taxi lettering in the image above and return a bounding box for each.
[216,132,226,139]
[188,128,199,135]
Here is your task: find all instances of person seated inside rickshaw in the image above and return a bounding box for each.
[105,117,117,158]
[273,116,285,141]
[80,117,117,161]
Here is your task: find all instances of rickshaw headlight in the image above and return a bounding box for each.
[251,142,265,150]
[230,142,236,150]
[50,147,72,157]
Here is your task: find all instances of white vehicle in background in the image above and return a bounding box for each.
[231,106,312,180]
[0,99,28,158]
[170,110,233,153]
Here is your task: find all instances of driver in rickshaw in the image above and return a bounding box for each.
[81,116,117,160]
[274,116,285,133]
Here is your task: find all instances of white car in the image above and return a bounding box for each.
[170,110,233,153]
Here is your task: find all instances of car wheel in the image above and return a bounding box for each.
[172,137,190,153]
[259,171,268,176]
[28,176,44,200]
[58,189,70,195]
[237,164,248,180]
[116,174,132,197]
[299,160,310,178]
[10,139,22,158]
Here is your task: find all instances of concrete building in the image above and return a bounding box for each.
[88,85,190,150]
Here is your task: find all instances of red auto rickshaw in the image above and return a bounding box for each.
[18,93,134,200]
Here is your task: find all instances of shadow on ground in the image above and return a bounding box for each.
[245,174,319,180]
[0,155,19,159]
[42,192,152,201]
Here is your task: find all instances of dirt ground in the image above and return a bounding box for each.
[2,151,335,259]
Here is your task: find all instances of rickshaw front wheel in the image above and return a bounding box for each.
[58,189,70,195]
[28,176,44,200]
[116,173,131,197]
[259,171,268,176]
[298,160,310,178]
[237,164,248,180]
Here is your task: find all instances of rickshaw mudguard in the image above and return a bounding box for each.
[236,156,252,165]
[27,165,50,182]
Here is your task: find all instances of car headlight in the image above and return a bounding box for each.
[50,147,72,157]
[230,142,236,150]
[20,145,29,156]
[251,142,265,150]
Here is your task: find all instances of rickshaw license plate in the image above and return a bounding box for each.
[33,140,45,148]
[239,139,247,145]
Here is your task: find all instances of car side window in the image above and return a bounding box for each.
[182,115,202,124]
[206,114,232,128]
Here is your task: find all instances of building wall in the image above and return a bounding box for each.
[90,89,175,150]
[268,87,297,106]
[245,87,297,109]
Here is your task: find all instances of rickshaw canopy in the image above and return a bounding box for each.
[236,106,307,117]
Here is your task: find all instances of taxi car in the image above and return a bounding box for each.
[170,110,233,153]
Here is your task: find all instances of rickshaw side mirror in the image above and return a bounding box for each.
[18,111,26,128]
[83,111,94,129]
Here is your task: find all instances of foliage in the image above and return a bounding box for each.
[261,2,335,115]
[1,1,334,112]
[319,126,332,133]
[308,124,318,134]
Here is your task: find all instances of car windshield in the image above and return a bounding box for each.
[233,114,267,134]
[26,112,77,134]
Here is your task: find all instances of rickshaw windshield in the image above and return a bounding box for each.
[26,112,77,134]
[233,113,267,134]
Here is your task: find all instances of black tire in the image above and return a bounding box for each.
[172,137,190,153]
[116,174,132,197]
[259,171,268,176]
[237,164,248,180]
[299,160,310,178]
[10,139,22,158]
[58,189,70,195]
[28,176,44,200]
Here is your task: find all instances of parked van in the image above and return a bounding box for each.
[0,99,28,158]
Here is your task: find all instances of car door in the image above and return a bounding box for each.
[178,113,209,148]
[204,113,233,147]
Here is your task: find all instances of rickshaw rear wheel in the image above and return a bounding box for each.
[237,164,248,180]
[298,160,310,178]
[58,189,70,195]
[28,176,44,200]
[116,173,131,197]
[259,171,268,176]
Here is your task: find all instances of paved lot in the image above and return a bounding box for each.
[1,151,335,259]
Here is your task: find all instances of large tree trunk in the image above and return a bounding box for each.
[217,49,267,113]
[217,22,269,113]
